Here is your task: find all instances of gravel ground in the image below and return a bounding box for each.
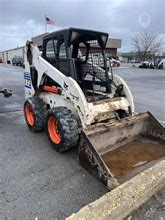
[0,64,164,219]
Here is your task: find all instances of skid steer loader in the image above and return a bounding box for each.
[23,28,165,190]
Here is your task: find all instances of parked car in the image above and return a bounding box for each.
[149,62,155,69]
[158,62,163,69]
[139,61,155,69]
[130,60,140,63]
[111,58,120,67]
[12,56,23,66]
[158,59,165,69]
[154,57,161,68]
[139,61,149,68]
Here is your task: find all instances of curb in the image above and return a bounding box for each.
[66,160,165,220]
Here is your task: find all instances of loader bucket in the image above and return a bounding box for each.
[79,112,165,190]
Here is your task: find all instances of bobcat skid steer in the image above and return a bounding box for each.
[24,28,165,190]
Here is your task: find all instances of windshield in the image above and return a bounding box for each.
[70,37,111,93]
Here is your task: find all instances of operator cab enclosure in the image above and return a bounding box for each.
[42,28,111,95]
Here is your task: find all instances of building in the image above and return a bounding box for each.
[105,38,121,58]
[31,33,49,51]
[0,46,24,64]
[0,32,121,63]
[121,52,138,62]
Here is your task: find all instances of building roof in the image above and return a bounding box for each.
[43,27,109,48]
[0,46,24,53]
[106,38,121,49]
[32,33,49,47]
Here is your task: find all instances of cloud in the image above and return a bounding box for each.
[0,0,164,51]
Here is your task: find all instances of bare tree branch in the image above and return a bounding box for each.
[132,31,162,61]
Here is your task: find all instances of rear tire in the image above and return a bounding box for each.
[46,107,79,152]
[24,97,45,132]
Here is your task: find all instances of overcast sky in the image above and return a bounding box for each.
[0,0,164,52]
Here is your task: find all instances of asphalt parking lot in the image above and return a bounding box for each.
[0,64,164,219]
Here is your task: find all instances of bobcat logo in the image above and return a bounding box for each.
[64,82,68,90]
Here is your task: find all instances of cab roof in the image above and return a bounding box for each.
[43,27,109,48]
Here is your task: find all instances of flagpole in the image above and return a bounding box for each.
[45,15,47,33]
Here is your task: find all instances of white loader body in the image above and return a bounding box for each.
[24,42,134,128]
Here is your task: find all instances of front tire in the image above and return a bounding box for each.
[24,97,45,132]
[46,107,79,152]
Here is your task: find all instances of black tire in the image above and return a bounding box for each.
[24,97,46,132]
[46,107,79,152]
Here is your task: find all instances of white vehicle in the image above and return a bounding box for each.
[23,28,164,190]
[111,58,120,67]
[158,58,165,69]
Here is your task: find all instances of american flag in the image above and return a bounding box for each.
[45,16,55,25]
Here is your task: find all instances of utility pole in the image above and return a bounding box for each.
[45,15,47,33]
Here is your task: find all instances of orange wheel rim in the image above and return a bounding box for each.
[48,116,61,144]
[25,104,34,126]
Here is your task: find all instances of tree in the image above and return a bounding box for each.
[132,31,162,61]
